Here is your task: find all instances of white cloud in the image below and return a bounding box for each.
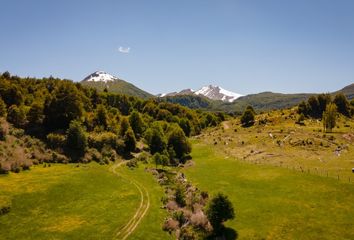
[118,46,130,53]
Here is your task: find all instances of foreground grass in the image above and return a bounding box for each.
[184,142,354,240]
[115,164,172,240]
[0,163,141,240]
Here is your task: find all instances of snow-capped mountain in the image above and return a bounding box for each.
[158,85,243,102]
[195,85,243,102]
[82,71,119,83]
[81,71,153,99]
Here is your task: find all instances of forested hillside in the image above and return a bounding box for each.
[0,72,223,173]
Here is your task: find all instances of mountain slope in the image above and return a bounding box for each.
[158,85,243,102]
[81,71,153,99]
[336,83,354,99]
[160,83,354,112]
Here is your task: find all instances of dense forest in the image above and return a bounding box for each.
[0,72,224,173]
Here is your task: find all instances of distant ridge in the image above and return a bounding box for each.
[159,83,354,112]
[158,85,243,102]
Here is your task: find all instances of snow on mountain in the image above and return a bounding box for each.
[195,85,242,102]
[82,71,119,83]
[158,85,243,102]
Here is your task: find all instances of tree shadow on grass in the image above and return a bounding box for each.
[223,227,238,240]
[205,227,238,240]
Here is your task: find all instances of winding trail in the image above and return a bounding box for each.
[111,162,150,240]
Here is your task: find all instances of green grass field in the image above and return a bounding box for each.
[183,141,354,240]
[0,162,170,240]
[115,164,172,240]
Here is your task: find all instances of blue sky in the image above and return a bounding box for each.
[0,0,353,95]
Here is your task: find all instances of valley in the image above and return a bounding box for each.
[0,72,354,239]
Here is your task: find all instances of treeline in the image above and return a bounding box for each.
[298,93,353,118]
[0,72,223,170]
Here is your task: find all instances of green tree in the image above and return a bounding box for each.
[307,96,320,118]
[66,120,87,156]
[144,122,167,154]
[241,106,255,127]
[124,127,136,153]
[129,110,144,139]
[297,101,308,116]
[322,103,337,133]
[179,118,192,137]
[167,124,191,160]
[317,93,332,116]
[7,105,26,128]
[333,93,350,117]
[206,193,235,234]
[94,104,108,129]
[0,98,6,117]
[44,82,84,130]
[119,117,130,137]
[27,102,44,127]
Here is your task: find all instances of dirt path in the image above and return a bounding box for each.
[222,121,231,130]
[111,162,150,240]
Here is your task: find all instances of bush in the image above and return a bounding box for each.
[0,204,11,216]
[126,158,138,168]
[87,132,118,150]
[0,119,9,141]
[0,162,11,174]
[175,185,186,207]
[0,98,6,117]
[83,148,102,163]
[101,146,116,162]
[46,133,66,149]
[51,152,69,163]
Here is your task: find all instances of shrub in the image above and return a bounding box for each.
[101,146,116,162]
[162,218,179,232]
[0,98,6,117]
[51,152,69,163]
[175,185,186,207]
[83,148,102,163]
[0,119,9,141]
[0,162,11,174]
[126,158,138,168]
[46,133,66,149]
[87,132,118,150]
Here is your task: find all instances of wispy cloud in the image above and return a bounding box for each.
[118,46,130,53]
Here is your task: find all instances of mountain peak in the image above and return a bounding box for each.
[158,85,243,102]
[82,71,119,83]
[195,85,242,102]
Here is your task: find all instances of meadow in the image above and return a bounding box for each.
[201,109,354,182]
[183,141,354,239]
[0,162,170,240]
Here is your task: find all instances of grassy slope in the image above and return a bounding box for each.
[116,164,173,240]
[204,110,354,181]
[0,163,141,240]
[183,142,354,240]
[81,80,153,99]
